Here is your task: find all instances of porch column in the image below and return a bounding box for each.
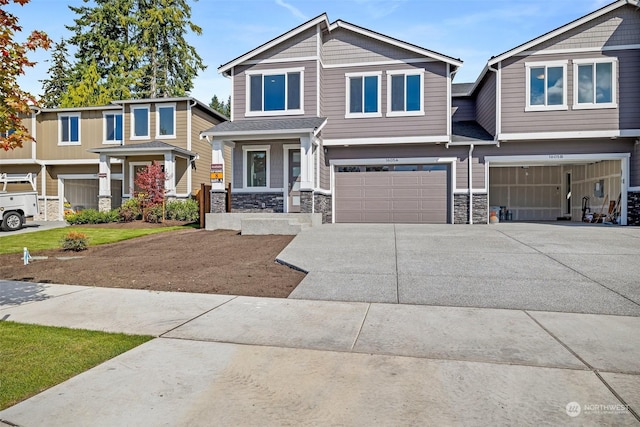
[164,152,176,197]
[299,134,314,190]
[211,138,226,191]
[98,154,112,212]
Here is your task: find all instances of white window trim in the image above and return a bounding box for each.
[130,104,150,140]
[572,58,617,110]
[345,71,383,118]
[525,60,568,112]
[386,69,425,117]
[126,161,152,197]
[155,102,177,139]
[245,67,305,117]
[57,112,81,146]
[242,145,271,189]
[102,111,123,145]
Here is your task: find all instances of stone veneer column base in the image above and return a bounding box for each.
[454,193,488,224]
[211,190,226,213]
[313,192,332,223]
[98,196,112,213]
[627,191,640,225]
[35,199,62,221]
[300,190,313,213]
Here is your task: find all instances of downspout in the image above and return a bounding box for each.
[468,144,474,224]
[32,107,48,220]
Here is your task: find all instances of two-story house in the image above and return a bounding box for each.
[0,98,225,220]
[454,0,640,225]
[201,14,465,224]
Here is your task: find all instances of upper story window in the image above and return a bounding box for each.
[525,61,568,111]
[58,113,81,145]
[573,58,616,109]
[345,71,382,118]
[156,103,176,138]
[246,68,303,117]
[387,69,424,117]
[103,112,123,144]
[131,105,150,139]
[243,145,270,188]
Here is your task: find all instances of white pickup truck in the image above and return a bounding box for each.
[0,173,39,231]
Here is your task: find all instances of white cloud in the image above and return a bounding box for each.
[352,0,407,19]
[275,0,308,21]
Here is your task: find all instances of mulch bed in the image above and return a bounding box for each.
[0,226,305,298]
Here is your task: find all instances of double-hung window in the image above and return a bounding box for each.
[573,59,616,109]
[525,61,568,111]
[156,103,176,138]
[387,69,424,117]
[58,113,81,145]
[131,105,150,139]
[345,71,382,118]
[246,68,303,116]
[243,146,270,188]
[103,112,123,144]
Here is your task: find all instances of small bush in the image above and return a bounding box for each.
[65,209,119,225]
[165,199,199,222]
[144,204,164,223]
[118,198,141,222]
[60,231,89,252]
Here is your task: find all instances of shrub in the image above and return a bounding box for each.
[144,204,164,223]
[60,231,89,252]
[165,199,199,222]
[118,198,141,222]
[65,209,119,225]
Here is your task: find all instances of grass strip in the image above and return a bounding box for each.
[0,226,188,255]
[0,321,152,409]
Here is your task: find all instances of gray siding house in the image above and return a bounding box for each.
[204,1,640,225]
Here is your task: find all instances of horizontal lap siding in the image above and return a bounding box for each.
[456,156,487,190]
[452,97,476,122]
[232,60,318,121]
[476,72,496,136]
[319,143,329,190]
[233,141,289,189]
[39,111,104,161]
[475,139,634,159]
[191,107,223,191]
[617,49,640,129]
[321,62,448,139]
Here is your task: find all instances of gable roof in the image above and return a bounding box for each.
[218,13,462,76]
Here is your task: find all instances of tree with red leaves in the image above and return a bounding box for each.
[0,0,51,151]
[134,161,166,208]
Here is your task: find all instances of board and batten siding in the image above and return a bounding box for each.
[322,27,425,65]
[531,4,640,53]
[320,62,448,140]
[475,72,496,136]
[253,27,318,61]
[232,60,318,121]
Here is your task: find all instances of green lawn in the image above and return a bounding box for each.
[0,226,188,255]
[0,321,152,410]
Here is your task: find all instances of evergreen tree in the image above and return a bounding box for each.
[209,94,231,118]
[135,0,206,98]
[40,38,72,108]
[59,61,122,107]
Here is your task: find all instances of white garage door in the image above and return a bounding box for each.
[335,164,449,223]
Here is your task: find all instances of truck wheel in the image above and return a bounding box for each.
[2,211,24,231]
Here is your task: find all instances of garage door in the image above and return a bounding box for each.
[335,164,449,223]
[64,179,122,211]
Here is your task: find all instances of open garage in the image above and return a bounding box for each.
[334,164,451,224]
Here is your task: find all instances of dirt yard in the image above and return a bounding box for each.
[0,226,305,298]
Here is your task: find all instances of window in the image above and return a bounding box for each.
[387,70,424,116]
[0,129,15,139]
[243,146,270,188]
[246,68,303,116]
[156,104,176,138]
[526,61,567,111]
[58,113,80,145]
[103,113,123,144]
[346,72,381,118]
[131,105,150,139]
[574,59,616,109]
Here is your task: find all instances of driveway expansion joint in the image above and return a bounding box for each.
[158,295,238,338]
[350,303,371,351]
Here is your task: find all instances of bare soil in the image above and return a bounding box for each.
[0,225,305,298]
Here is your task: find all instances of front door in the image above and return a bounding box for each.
[288,149,301,213]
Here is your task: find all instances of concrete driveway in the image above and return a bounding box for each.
[279,223,640,316]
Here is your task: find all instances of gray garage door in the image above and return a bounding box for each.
[335,164,449,223]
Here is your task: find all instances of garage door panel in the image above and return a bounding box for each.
[336,166,449,224]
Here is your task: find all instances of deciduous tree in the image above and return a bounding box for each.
[0,0,51,150]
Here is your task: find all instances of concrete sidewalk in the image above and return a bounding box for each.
[1,281,639,425]
[279,223,640,316]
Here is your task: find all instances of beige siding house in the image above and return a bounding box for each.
[0,98,225,220]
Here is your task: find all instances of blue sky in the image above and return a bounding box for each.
[8,0,613,104]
